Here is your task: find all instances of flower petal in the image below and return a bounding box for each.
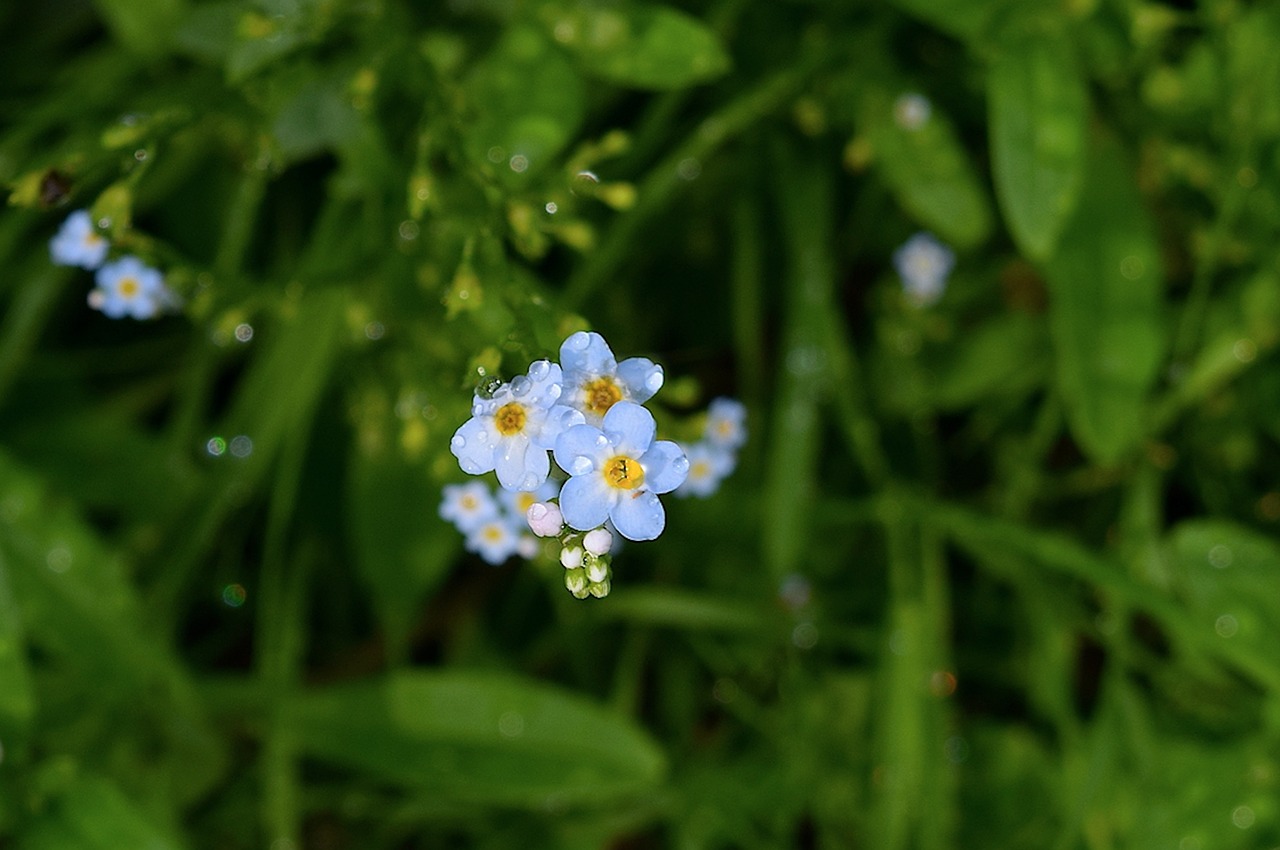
[494,433,537,490]
[609,489,666,541]
[617,357,664,403]
[532,403,585,449]
[640,440,689,494]
[559,331,617,380]
[554,423,609,476]
[559,472,613,531]
[601,401,655,456]
[451,416,497,476]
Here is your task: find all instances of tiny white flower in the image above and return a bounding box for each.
[893,232,954,307]
[50,210,109,270]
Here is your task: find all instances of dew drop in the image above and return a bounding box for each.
[645,370,664,393]
[475,430,489,444]
[229,435,254,458]
[511,376,531,397]
[566,331,589,350]
[673,455,690,475]
[509,154,529,173]
[97,217,112,229]
[520,473,539,491]
[234,323,254,343]
[451,435,467,450]
[461,459,481,474]
[594,434,608,447]
[134,149,148,162]
[207,436,227,457]
[569,458,592,476]
[528,360,550,381]
[545,201,558,214]
[477,375,504,399]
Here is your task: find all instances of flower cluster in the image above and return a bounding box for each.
[894,231,954,307]
[438,479,555,565]
[49,209,177,320]
[674,397,747,498]
[447,331,691,598]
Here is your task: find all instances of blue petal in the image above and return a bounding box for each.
[640,440,688,494]
[559,331,617,380]
[451,417,497,476]
[554,423,609,476]
[523,360,564,407]
[532,404,585,449]
[616,357,664,403]
[609,489,666,541]
[495,433,548,491]
[601,401,655,455]
[560,473,613,531]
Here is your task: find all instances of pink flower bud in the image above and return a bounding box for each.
[583,527,613,556]
[526,501,563,537]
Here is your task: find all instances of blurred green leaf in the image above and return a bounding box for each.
[988,32,1087,261]
[594,587,766,631]
[348,443,458,653]
[16,774,185,850]
[463,27,585,183]
[884,0,1011,42]
[1043,138,1164,464]
[864,92,994,249]
[0,556,34,751]
[92,0,189,57]
[929,312,1049,410]
[538,1,730,90]
[272,77,362,162]
[287,670,667,806]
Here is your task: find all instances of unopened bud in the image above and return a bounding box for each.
[583,527,613,556]
[585,558,608,583]
[559,546,583,569]
[588,579,611,598]
[527,501,563,537]
[565,569,589,598]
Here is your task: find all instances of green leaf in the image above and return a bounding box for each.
[538,1,730,90]
[929,312,1050,410]
[594,587,766,632]
[91,0,189,57]
[0,555,34,750]
[988,33,1088,261]
[16,774,185,850]
[864,92,994,249]
[287,670,667,806]
[272,77,362,162]
[884,0,1012,42]
[463,27,585,184]
[1042,138,1164,464]
[347,441,458,653]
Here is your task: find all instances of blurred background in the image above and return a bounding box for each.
[3,0,1280,847]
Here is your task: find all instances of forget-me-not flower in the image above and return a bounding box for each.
[674,441,736,499]
[559,331,664,425]
[498,477,560,523]
[439,481,500,533]
[89,255,169,319]
[704,397,747,451]
[466,515,525,565]
[894,232,954,307]
[553,400,688,541]
[50,210,109,270]
[451,360,584,491]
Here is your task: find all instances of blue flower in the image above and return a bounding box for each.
[498,477,560,523]
[559,331,664,425]
[439,481,500,533]
[553,401,688,541]
[451,360,584,491]
[465,516,525,565]
[893,232,954,307]
[674,441,736,498]
[50,210,109,270]
[704,397,747,451]
[90,256,169,319]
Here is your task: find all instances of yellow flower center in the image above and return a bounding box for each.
[83,232,103,247]
[691,460,710,480]
[603,455,644,490]
[516,492,536,513]
[583,377,623,417]
[461,495,477,510]
[483,525,504,542]
[118,277,140,298]
[494,402,526,436]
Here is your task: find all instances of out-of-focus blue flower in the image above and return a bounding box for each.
[439,481,500,533]
[450,360,584,491]
[465,516,524,565]
[893,231,954,307]
[553,401,687,541]
[559,331,664,425]
[674,441,736,498]
[498,477,560,523]
[50,210,109,270]
[90,255,169,319]
[893,92,932,131]
[704,397,747,451]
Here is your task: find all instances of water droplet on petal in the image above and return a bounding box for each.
[570,458,592,476]
[645,371,664,393]
[521,473,539,490]
[567,332,589,351]
[461,459,481,474]
[595,434,609,447]
[475,430,489,444]
[528,360,550,381]
[511,376,531,396]
[673,455,690,475]
[452,435,466,450]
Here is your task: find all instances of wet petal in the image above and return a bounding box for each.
[617,357,664,403]
[494,433,535,490]
[640,440,689,494]
[560,473,613,531]
[609,489,666,541]
[559,331,617,380]
[601,401,655,456]
[532,403,585,449]
[554,423,609,476]
[451,416,498,476]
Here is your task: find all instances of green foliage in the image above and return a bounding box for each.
[3,0,1280,848]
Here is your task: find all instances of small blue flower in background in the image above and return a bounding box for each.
[704,397,747,451]
[498,477,560,524]
[50,209,108,270]
[554,400,688,541]
[90,255,170,319]
[893,92,932,131]
[674,441,736,498]
[439,481,499,533]
[559,331,664,425]
[465,516,525,565]
[450,360,584,491]
[894,231,954,307]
